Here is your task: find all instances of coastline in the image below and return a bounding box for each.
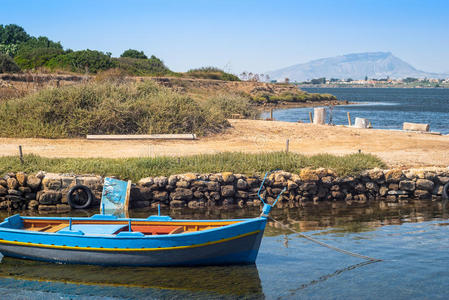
[258,99,351,110]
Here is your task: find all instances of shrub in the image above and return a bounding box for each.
[0,81,229,138]
[46,49,115,73]
[0,53,20,73]
[113,56,173,76]
[186,67,240,81]
[204,94,258,119]
[14,47,64,69]
[120,49,148,59]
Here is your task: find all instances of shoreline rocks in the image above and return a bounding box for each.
[0,167,448,213]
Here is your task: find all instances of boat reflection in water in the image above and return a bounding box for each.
[0,256,264,298]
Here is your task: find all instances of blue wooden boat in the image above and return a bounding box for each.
[0,213,270,266]
[0,172,285,266]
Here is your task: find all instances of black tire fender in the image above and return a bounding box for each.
[443,182,449,200]
[67,184,93,209]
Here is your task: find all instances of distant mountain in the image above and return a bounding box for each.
[267,52,449,82]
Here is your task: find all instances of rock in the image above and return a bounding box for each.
[16,172,27,186]
[399,180,415,191]
[45,179,62,190]
[388,190,408,195]
[39,191,62,205]
[8,189,22,196]
[28,200,39,210]
[176,180,190,188]
[154,176,168,188]
[78,176,101,186]
[433,184,444,196]
[207,181,220,192]
[368,168,384,181]
[379,186,388,196]
[180,173,197,182]
[38,205,57,212]
[61,176,75,188]
[236,190,248,198]
[170,200,185,208]
[438,176,449,185]
[24,193,36,200]
[301,182,317,194]
[188,200,200,208]
[385,169,403,183]
[7,178,18,190]
[356,194,367,203]
[0,185,7,196]
[221,185,235,197]
[56,204,71,212]
[236,179,248,190]
[321,176,333,185]
[386,195,397,202]
[414,190,431,200]
[222,172,235,184]
[246,178,260,188]
[0,179,6,187]
[209,191,220,201]
[416,179,434,191]
[223,198,234,206]
[138,177,154,187]
[18,186,32,194]
[300,169,319,181]
[167,175,178,186]
[388,183,399,191]
[238,199,246,208]
[152,191,168,201]
[171,188,193,200]
[27,175,41,190]
[287,180,298,190]
[193,191,204,199]
[331,191,344,200]
[5,195,25,202]
[355,183,366,193]
[365,182,378,191]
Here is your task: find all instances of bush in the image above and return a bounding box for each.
[120,49,148,59]
[46,49,115,73]
[0,81,229,138]
[14,47,64,69]
[0,53,20,73]
[204,94,258,119]
[186,67,240,81]
[113,56,173,76]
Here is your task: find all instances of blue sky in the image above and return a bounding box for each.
[1,0,448,74]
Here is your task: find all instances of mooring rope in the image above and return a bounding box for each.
[269,216,382,262]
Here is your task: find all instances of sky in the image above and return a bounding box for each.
[1,0,448,74]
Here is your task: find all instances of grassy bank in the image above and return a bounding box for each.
[0,152,386,181]
[0,80,259,138]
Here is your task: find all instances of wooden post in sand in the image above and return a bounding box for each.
[347,112,352,126]
[309,112,313,123]
[313,108,326,125]
[270,108,273,120]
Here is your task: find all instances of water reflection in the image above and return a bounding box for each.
[0,257,263,298]
[0,200,447,299]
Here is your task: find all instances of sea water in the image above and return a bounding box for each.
[0,201,449,299]
[263,88,449,134]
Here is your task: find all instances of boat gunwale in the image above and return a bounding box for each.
[0,215,266,240]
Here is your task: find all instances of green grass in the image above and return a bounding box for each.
[0,80,232,138]
[0,152,386,181]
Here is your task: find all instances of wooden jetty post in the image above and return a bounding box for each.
[18,145,23,164]
[309,112,313,123]
[313,108,326,125]
[270,108,273,120]
[347,112,352,126]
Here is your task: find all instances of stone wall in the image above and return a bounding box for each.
[0,168,448,213]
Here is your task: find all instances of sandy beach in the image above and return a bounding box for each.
[0,119,448,167]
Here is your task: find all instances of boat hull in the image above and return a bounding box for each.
[0,215,267,266]
[0,231,263,266]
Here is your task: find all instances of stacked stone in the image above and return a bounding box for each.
[0,172,103,213]
[1,168,449,213]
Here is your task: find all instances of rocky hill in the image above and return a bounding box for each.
[267,52,449,82]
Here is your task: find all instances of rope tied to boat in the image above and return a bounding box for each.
[268,216,382,262]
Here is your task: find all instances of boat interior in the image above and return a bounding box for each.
[16,217,242,236]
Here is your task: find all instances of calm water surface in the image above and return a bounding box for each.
[1,201,449,299]
[264,88,449,134]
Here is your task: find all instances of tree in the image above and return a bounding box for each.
[0,24,30,45]
[0,43,19,57]
[14,47,64,69]
[0,53,20,73]
[120,49,148,59]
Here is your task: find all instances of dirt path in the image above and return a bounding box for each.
[1,119,448,167]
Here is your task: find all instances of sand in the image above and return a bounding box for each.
[1,119,448,167]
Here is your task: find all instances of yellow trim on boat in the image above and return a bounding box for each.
[0,230,260,252]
